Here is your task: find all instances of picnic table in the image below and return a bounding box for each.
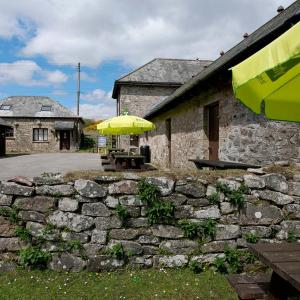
[248,243,300,299]
[114,154,145,170]
[108,148,124,154]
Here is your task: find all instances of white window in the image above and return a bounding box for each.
[0,105,11,110]
[33,128,48,141]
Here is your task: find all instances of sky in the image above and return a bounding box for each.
[0,0,296,120]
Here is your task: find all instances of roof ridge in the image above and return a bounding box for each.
[154,58,212,62]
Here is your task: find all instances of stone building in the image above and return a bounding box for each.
[142,2,300,168]
[112,58,211,149]
[0,96,83,153]
[0,118,11,157]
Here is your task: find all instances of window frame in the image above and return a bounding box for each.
[0,105,12,111]
[5,127,14,138]
[41,105,52,112]
[33,128,48,142]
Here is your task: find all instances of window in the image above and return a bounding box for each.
[0,105,11,110]
[5,127,14,138]
[41,105,52,111]
[33,128,48,142]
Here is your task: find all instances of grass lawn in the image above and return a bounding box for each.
[0,268,237,300]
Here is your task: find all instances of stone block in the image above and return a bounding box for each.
[82,202,111,217]
[26,221,59,240]
[159,239,198,255]
[263,173,288,193]
[201,240,237,253]
[129,255,153,268]
[0,216,16,237]
[240,226,272,238]
[289,182,300,197]
[91,229,107,244]
[215,225,240,240]
[153,255,188,268]
[48,211,94,232]
[18,210,45,223]
[61,231,89,243]
[74,180,107,198]
[104,196,119,208]
[58,198,79,212]
[145,177,175,196]
[0,182,34,196]
[0,237,27,251]
[33,176,65,186]
[283,204,300,220]
[49,253,86,272]
[108,240,143,255]
[186,198,210,207]
[128,218,148,228]
[119,195,143,206]
[94,216,122,230]
[164,194,187,206]
[14,196,56,212]
[36,185,75,197]
[152,225,184,239]
[253,190,294,205]
[240,203,283,225]
[110,229,139,240]
[220,202,237,215]
[108,180,138,195]
[137,235,160,245]
[87,255,125,272]
[193,205,220,219]
[0,194,13,206]
[174,205,193,218]
[243,175,265,189]
[175,183,206,198]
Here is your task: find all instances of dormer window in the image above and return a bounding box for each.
[0,105,11,110]
[41,105,52,112]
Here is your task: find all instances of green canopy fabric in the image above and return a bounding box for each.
[231,21,300,122]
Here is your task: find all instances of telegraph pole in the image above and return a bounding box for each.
[77,62,81,116]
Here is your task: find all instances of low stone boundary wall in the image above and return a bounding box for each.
[0,170,299,272]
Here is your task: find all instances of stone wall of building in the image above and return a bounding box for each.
[118,85,178,151]
[4,118,82,153]
[144,80,300,169]
[0,170,299,272]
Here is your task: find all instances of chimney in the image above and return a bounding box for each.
[277,6,284,13]
[243,33,249,38]
[220,51,225,56]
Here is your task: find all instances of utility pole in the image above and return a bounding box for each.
[77,62,80,116]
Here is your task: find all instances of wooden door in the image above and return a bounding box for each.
[60,131,70,150]
[208,102,219,161]
[166,118,171,167]
[0,128,5,157]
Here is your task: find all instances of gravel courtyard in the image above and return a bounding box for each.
[0,153,102,180]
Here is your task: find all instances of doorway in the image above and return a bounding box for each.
[0,128,5,157]
[60,130,70,150]
[166,118,171,167]
[208,102,219,160]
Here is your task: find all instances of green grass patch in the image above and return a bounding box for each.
[0,269,237,300]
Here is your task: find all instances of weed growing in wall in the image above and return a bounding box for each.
[106,243,124,260]
[138,179,174,225]
[115,204,130,226]
[189,260,204,274]
[207,192,220,205]
[15,227,32,242]
[243,232,259,244]
[19,247,52,269]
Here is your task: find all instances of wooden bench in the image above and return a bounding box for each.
[228,273,271,300]
[114,155,145,170]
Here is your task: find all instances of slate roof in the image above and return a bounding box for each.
[112,58,212,98]
[145,1,300,119]
[0,96,81,119]
[0,118,10,127]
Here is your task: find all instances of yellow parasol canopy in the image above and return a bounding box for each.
[231,21,300,122]
[97,114,155,135]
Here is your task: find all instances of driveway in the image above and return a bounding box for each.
[0,153,102,180]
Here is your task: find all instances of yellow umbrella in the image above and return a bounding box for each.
[97,114,155,135]
[231,21,300,122]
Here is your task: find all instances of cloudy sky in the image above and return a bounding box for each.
[0,0,296,119]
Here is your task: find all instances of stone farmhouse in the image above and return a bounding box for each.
[0,96,83,154]
[136,2,300,169]
[112,58,211,149]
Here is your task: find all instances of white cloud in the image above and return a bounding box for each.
[0,60,68,86]
[0,0,295,67]
[73,88,115,119]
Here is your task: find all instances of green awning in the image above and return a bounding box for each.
[231,21,300,122]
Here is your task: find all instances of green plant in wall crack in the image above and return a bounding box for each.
[115,204,130,226]
[106,243,124,260]
[189,260,204,274]
[0,205,19,223]
[42,224,56,236]
[287,230,297,243]
[19,246,52,269]
[146,201,174,225]
[243,231,259,244]
[138,179,160,206]
[207,192,220,205]
[178,218,216,241]
[215,182,249,209]
[15,227,32,242]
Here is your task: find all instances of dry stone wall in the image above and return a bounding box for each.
[0,170,300,272]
